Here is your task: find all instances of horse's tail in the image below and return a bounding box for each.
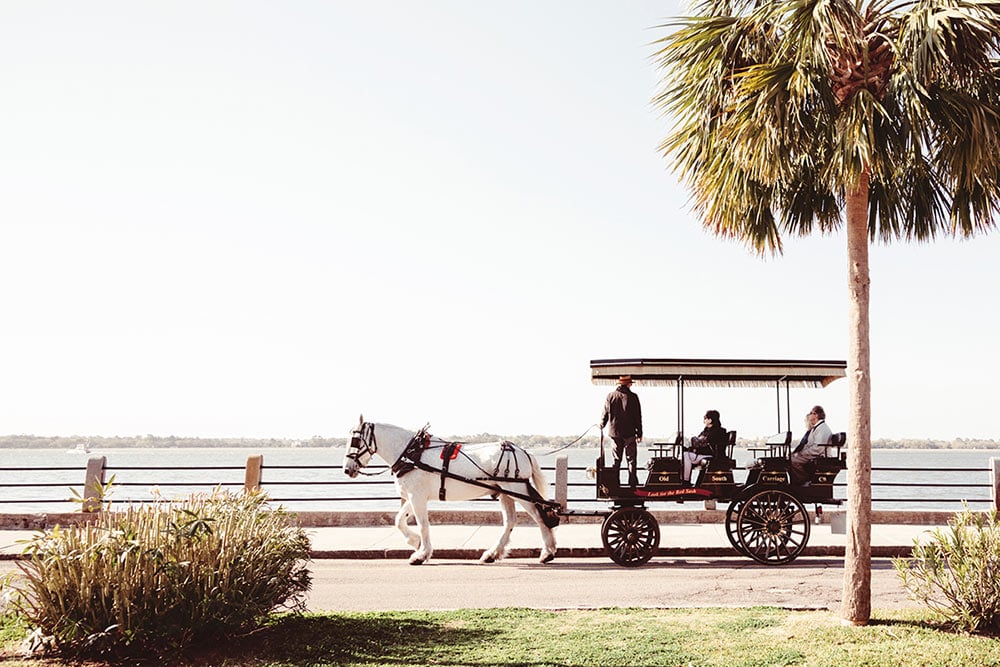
[527,453,560,529]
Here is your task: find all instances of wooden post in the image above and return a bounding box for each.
[991,458,1000,511]
[555,455,568,511]
[245,455,263,492]
[82,456,106,512]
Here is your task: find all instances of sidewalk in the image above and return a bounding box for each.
[0,520,938,560]
[302,521,934,559]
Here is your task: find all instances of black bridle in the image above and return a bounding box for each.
[345,422,382,475]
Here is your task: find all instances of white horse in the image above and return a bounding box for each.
[342,417,559,565]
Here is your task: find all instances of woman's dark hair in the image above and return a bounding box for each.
[704,410,721,427]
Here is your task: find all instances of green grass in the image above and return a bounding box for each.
[0,612,29,647]
[4,607,1000,666]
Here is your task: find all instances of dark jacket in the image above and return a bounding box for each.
[690,424,728,458]
[600,385,642,439]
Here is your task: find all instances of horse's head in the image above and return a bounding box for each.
[343,416,377,478]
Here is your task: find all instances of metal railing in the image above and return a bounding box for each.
[1,454,999,512]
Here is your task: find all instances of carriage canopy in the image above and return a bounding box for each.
[590,358,846,389]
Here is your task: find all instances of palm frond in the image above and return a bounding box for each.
[654,0,1000,247]
[898,0,1000,85]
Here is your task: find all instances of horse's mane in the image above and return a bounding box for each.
[371,422,422,444]
[372,422,521,451]
[373,422,414,435]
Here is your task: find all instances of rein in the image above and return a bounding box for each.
[540,423,600,455]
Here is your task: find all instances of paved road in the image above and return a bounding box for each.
[1,556,917,613]
[302,556,919,612]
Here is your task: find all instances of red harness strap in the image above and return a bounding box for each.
[440,443,462,460]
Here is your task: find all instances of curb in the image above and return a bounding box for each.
[305,545,912,560]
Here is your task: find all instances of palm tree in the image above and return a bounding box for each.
[653,0,1000,624]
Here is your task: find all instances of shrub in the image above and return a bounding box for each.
[12,489,311,659]
[894,507,1000,634]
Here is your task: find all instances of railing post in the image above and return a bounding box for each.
[245,455,263,492]
[991,458,1000,511]
[555,455,568,511]
[82,456,107,512]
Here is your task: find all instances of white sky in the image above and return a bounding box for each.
[2,1,998,442]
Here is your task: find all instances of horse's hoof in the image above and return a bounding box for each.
[540,553,555,564]
[481,554,496,563]
[409,557,425,565]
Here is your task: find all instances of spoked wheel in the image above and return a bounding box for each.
[735,488,811,565]
[724,489,754,557]
[602,507,660,567]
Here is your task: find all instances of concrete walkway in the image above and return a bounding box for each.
[301,520,935,559]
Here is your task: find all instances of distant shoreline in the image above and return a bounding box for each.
[1,435,998,450]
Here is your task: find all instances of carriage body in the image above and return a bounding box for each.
[586,358,848,567]
[595,438,739,503]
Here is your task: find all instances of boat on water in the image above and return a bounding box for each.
[66,443,91,454]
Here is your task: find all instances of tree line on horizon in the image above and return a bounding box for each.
[1,433,998,450]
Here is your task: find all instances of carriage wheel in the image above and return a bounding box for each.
[735,488,811,565]
[724,489,754,557]
[602,507,660,567]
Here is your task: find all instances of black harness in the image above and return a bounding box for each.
[390,429,430,477]
[349,422,560,528]
[495,440,520,478]
[438,442,461,500]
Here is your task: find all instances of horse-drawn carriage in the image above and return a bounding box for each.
[343,357,847,568]
[586,358,848,567]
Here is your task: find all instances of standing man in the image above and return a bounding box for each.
[600,375,643,488]
[790,405,833,484]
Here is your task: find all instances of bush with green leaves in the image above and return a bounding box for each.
[895,507,1000,634]
[12,489,311,659]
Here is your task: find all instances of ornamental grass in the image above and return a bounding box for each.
[895,506,1000,635]
[12,489,311,660]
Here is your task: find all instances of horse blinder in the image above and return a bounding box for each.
[345,422,377,472]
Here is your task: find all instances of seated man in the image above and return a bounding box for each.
[682,410,728,485]
[790,405,833,485]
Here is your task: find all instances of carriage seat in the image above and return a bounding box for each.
[822,431,848,460]
[770,430,792,455]
[648,431,685,460]
[704,430,738,470]
[746,431,792,469]
[813,432,847,469]
[799,432,848,481]
[645,432,683,486]
[797,432,848,495]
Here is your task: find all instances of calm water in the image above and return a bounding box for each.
[1,446,997,513]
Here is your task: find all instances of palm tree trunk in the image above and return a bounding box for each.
[841,171,873,625]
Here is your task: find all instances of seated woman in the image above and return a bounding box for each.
[683,410,728,485]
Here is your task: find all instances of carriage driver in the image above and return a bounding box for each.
[790,405,833,485]
[600,375,643,488]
